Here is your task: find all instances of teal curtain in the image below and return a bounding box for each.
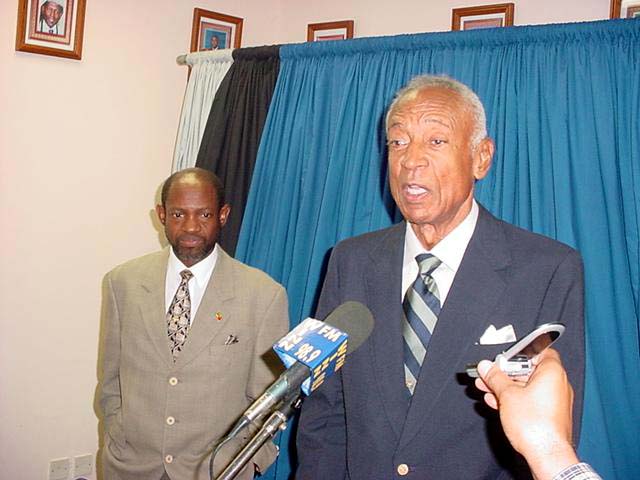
[237,19,640,480]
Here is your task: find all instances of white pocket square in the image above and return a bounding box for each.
[479,324,516,345]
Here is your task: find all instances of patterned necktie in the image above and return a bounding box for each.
[402,254,442,394]
[167,269,194,361]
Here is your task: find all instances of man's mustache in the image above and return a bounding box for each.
[177,234,205,243]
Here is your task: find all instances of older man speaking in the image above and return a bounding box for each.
[296,75,585,479]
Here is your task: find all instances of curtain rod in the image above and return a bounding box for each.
[175,49,234,66]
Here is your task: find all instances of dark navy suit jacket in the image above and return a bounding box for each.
[296,205,584,480]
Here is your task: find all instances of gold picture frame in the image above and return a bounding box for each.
[307,20,354,42]
[610,0,640,18]
[190,8,243,52]
[15,0,87,60]
[452,3,514,31]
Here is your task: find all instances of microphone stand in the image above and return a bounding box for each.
[214,395,301,480]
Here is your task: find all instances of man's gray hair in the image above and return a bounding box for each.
[385,75,488,149]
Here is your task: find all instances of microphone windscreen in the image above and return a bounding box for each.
[323,301,374,355]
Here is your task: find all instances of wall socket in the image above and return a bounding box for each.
[49,458,71,480]
[74,453,93,476]
[48,453,94,480]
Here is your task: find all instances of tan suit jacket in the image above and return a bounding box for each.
[99,247,289,480]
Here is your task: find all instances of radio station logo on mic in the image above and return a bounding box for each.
[273,318,348,395]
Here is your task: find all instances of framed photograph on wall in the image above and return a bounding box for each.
[610,0,640,18]
[307,20,354,42]
[452,3,514,31]
[190,8,243,52]
[15,0,87,60]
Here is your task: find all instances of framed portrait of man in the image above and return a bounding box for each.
[15,0,87,60]
[190,8,243,52]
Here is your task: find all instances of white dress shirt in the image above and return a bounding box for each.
[164,244,219,324]
[401,200,479,305]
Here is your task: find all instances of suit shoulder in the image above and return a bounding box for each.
[497,218,582,263]
[227,256,286,293]
[105,250,166,281]
[499,219,577,251]
[333,223,402,257]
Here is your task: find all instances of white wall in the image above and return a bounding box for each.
[260,0,609,45]
[0,0,610,479]
[0,1,275,479]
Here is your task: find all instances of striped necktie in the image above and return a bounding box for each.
[402,254,442,394]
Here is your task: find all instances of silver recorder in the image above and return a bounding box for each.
[466,323,565,378]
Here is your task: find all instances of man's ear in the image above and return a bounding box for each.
[155,204,166,225]
[219,204,231,227]
[473,138,494,180]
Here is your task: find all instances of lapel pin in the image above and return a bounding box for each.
[215,312,223,322]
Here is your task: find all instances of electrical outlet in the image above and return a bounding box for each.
[49,457,71,480]
[74,453,93,476]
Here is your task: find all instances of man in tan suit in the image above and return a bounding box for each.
[99,168,289,480]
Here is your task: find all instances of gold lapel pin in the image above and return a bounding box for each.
[215,312,223,321]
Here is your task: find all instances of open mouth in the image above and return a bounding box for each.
[404,184,430,200]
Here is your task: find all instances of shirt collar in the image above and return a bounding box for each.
[167,244,219,288]
[404,199,479,273]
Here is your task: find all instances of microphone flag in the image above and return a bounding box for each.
[273,317,348,395]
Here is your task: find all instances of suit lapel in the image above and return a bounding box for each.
[139,249,174,368]
[399,206,512,448]
[365,223,409,438]
[175,248,234,368]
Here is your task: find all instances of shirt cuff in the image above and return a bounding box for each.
[552,462,602,480]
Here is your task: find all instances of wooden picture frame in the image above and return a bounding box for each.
[307,20,354,42]
[15,0,87,60]
[190,8,243,52]
[610,0,640,18]
[452,3,514,31]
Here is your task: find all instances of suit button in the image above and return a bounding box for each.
[166,416,175,425]
[169,377,178,386]
[165,454,173,464]
[397,463,409,476]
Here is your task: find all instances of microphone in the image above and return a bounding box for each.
[226,301,374,438]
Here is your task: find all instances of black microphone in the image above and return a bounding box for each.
[226,301,374,438]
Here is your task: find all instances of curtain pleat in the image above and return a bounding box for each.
[195,45,280,256]
[236,19,640,480]
[172,50,234,172]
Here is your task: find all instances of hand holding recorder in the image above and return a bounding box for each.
[475,348,581,480]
